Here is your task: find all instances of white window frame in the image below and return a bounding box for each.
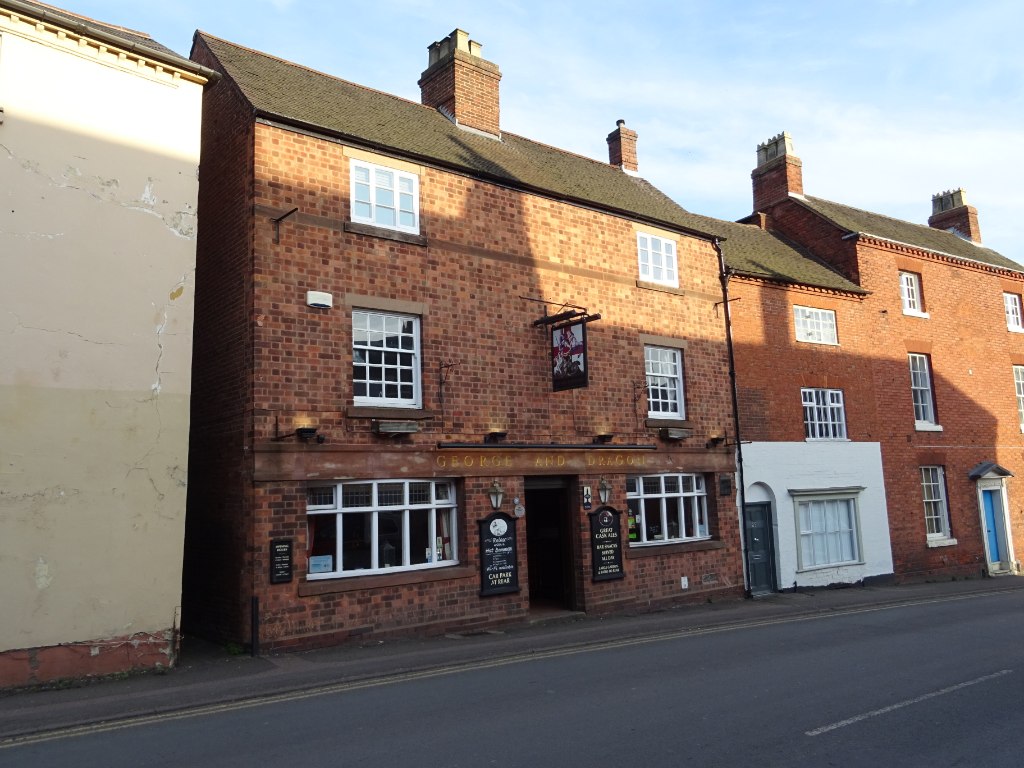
[306,479,458,578]
[1014,366,1024,433]
[626,473,709,546]
[352,309,422,408]
[801,388,847,440]
[920,466,953,543]
[908,353,940,430]
[1004,293,1024,332]
[899,270,929,317]
[645,345,685,419]
[790,488,862,570]
[637,233,678,288]
[350,158,420,234]
[793,306,838,345]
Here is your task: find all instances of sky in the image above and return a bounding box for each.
[60,0,1024,260]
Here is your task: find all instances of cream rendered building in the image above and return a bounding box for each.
[0,1,213,686]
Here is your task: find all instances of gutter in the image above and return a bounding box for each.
[1,0,220,82]
[713,238,750,593]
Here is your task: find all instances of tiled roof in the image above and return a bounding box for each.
[692,215,865,294]
[798,195,1024,273]
[194,33,723,234]
[6,1,199,68]
[193,33,863,295]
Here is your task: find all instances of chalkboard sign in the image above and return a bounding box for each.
[589,506,624,582]
[270,538,293,584]
[479,512,519,596]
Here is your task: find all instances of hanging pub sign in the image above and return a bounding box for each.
[529,302,600,393]
[588,506,624,582]
[551,321,588,391]
[479,512,520,596]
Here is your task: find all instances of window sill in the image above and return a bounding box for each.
[298,564,474,596]
[347,406,435,420]
[1008,326,1024,334]
[804,438,851,442]
[644,418,691,429]
[796,560,864,573]
[625,539,723,558]
[902,309,930,319]
[344,221,428,247]
[795,338,840,346]
[926,537,958,548]
[914,422,944,432]
[636,280,683,295]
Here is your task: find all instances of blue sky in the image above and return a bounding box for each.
[65,0,1024,260]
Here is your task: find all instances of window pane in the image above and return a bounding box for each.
[644,499,663,541]
[308,514,336,573]
[307,486,335,507]
[341,513,372,571]
[409,509,430,565]
[378,510,404,567]
[342,483,372,508]
[378,482,404,506]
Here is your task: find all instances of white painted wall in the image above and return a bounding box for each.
[743,442,893,589]
[0,12,205,655]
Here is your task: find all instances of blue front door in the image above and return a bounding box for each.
[982,489,1002,563]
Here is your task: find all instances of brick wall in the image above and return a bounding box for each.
[185,112,743,648]
[182,36,258,644]
[743,191,1024,581]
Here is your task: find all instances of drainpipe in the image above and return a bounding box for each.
[712,239,750,594]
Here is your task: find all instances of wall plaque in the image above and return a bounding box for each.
[479,512,519,596]
[589,506,624,582]
[270,538,293,584]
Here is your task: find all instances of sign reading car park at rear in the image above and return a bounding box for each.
[479,512,519,596]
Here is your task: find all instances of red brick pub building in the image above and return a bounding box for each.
[184,30,749,650]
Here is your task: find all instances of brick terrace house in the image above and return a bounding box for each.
[184,29,751,650]
[732,132,1024,586]
[0,0,212,686]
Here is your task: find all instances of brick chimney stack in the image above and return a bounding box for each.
[607,119,639,173]
[928,189,981,243]
[419,29,502,137]
[751,131,803,211]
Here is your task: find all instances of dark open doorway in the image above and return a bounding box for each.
[525,477,576,610]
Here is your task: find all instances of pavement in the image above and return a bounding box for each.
[3,575,1024,743]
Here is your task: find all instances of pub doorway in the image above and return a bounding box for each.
[525,476,577,611]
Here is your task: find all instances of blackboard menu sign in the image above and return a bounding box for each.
[479,512,519,596]
[589,507,624,582]
[270,538,293,584]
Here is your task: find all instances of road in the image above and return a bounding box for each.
[4,589,1023,767]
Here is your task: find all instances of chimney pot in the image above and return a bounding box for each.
[607,120,639,173]
[419,29,502,137]
[751,130,803,211]
[928,188,981,243]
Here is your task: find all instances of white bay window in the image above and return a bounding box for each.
[307,479,457,578]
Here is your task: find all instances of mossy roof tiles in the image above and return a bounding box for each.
[798,195,1024,273]
[194,33,868,296]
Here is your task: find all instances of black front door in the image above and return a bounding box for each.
[525,480,573,609]
[743,502,777,595]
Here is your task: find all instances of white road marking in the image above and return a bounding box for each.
[806,669,1013,736]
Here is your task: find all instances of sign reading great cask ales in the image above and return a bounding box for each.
[479,512,519,596]
[589,506,624,582]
